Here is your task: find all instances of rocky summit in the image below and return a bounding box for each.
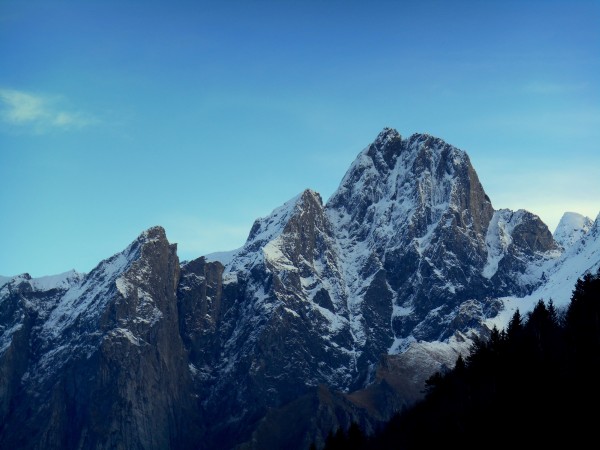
[1,128,598,450]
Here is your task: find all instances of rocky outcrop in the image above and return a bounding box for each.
[483,209,559,296]
[178,128,562,448]
[177,190,356,449]
[0,227,198,450]
[325,129,555,349]
[2,128,593,450]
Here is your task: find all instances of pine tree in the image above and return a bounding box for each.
[356,269,600,449]
[454,354,466,373]
[547,298,559,326]
[489,325,501,348]
[506,308,523,341]
[324,430,335,450]
[347,422,365,450]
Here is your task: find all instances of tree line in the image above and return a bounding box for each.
[317,268,600,449]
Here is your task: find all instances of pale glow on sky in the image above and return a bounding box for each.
[1,0,599,277]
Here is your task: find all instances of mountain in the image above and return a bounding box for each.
[487,211,600,331]
[0,227,198,449]
[1,128,598,450]
[553,211,593,249]
[355,268,600,450]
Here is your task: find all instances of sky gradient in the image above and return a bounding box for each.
[1,0,599,277]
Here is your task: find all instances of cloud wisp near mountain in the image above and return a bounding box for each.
[1,128,599,450]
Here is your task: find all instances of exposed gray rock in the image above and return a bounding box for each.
[0,227,198,450]
[2,128,592,450]
[174,128,562,449]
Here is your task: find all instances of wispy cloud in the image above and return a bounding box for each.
[0,88,97,132]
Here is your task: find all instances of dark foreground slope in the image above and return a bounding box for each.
[321,269,600,449]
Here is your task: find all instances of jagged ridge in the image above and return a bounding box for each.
[1,128,598,450]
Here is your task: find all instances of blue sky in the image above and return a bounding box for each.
[1,0,599,277]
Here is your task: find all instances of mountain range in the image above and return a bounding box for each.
[1,127,599,449]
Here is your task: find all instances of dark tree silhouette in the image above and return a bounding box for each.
[345,269,600,450]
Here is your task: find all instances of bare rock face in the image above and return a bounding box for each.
[324,129,554,349]
[1,128,582,450]
[177,189,358,449]
[0,227,198,450]
[0,277,38,429]
[172,129,561,449]
[483,209,559,296]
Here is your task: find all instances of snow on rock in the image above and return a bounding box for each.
[0,270,88,358]
[108,327,141,346]
[16,226,170,381]
[0,322,23,354]
[553,211,593,249]
[40,226,169,339]
[0,276,14,290]
[3,128,599,450]
[186,130,585,400]
[204,249,238,265]
[326,130,497,351]
[0,270,84,298]
[29,270,85,291]
[222,191,307,274]
[536,211,600,303]
[487,211,600,332]
[483,209,523,279]
[41,246,138,340]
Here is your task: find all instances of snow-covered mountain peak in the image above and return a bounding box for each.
[581,212,600,240]
[289,188,324,215]
[246,191,306,244]
[0,271,85,305]
[0,227,165,295]
[0,270,84,293]
[361,127,403,175]
[13,225,180,386]
[374,127,401,146]
[483,209,558,283]
[489,210,600,333]
[39,226,171,343]
[371,127,403,165]
[138,225,168,244]
[327,129,492,248]
[223,188,329,275]
[29,270,84,291]
[554,212,593,249]
[406,132,447,149]
[3,128,599,450]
